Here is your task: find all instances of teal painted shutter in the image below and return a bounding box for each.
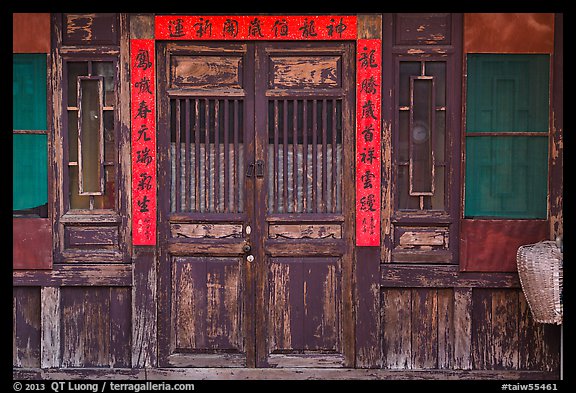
[13,54,47,130]
[13,54,48,211]
[13,134,48,211]
[465,54,549,219]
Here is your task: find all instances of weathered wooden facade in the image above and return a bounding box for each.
[13,13,563,380]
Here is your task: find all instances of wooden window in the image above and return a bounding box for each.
[464,54,549,219]
[53,13,129,263]
[267,98,343,214]
[385,13,462,265]
[397,61,447,211]
[65,60,117,210]
[170,98,245,213]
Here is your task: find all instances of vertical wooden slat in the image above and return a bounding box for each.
[110,287,131,367]
[321,98,328,213]
[273,100,279,212]
[382,288,412,369]
[411,288,438,368]
[292,99,298,213]
[233,99,239,213]
[41,287,60,368]
[193,99,200,212]
[224,99,230,212]
[472,289,493,369]
[282,100,288,213]
[312,99,318,213]
[13,287,41,368]
[302,99,308,212]
[204,98,210,212]
[174,99,181,212]
[214,99,220,212]
[331,99,337,213]
[453,287,472,370]
[184,98,191,212]
[132,247,157,367]
[437,288,454,369]
[492,289,519,369]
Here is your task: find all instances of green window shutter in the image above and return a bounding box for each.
[466,54,549,133]
[465,136,548,218]
[465,54,549,219]
[13,134,48,211]
[13,54,48,212]
[13,54,47,130]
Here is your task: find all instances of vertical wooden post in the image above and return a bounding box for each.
[354,13,382,368]
[550,13,563,242]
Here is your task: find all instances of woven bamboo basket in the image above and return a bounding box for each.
[516,240,563,324]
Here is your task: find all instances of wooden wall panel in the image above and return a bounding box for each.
[460,219,549,272]
[13,13,51,53]
[381,287,560,373]
[13,218,53,270]
[381,288,412,369]
[62,13,119,46]
[60,287,131,368]
[471,289,560,372]
[464,13,554,54]
[13,287,41,368]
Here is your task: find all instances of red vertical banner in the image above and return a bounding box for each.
[131,39,156,246]
[356,39,382,246]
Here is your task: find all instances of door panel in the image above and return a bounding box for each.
[158,41,354,368]
[254,42,355,367]
[157,42,255,367]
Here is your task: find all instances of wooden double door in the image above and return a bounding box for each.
[157,41,355,367]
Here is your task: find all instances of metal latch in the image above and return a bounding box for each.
[246,162,255,178]
[255,160,264,178]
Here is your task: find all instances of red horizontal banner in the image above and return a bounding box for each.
[155,15,357,40]
[356,39,382,246]
[131,39,157,246]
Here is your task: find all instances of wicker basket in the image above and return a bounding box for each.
[517,240,563,324]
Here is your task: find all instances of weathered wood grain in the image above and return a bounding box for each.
[40,287,61,368]
[266,257,341,363]
[453,287,472,370]
[13,264,132,287]
[13,367,560,380]
[132,247,157,368]
[59,287,131,367]
[382,289,412,369]
[171,223,243,239]
[411,289,438,368]
[13,287,41,368]
[268,224,341,239]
